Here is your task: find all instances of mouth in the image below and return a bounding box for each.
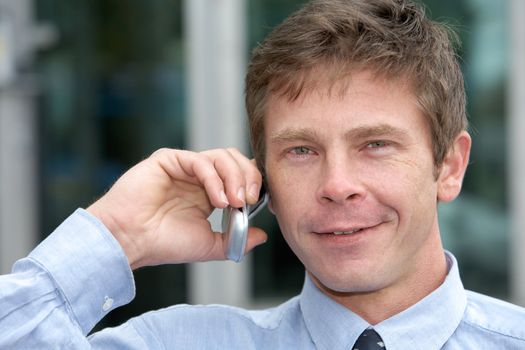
[332,229,365,235]
[315,223,381,236]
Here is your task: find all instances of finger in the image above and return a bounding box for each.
[203,149,247,208]
[182,152,235,209]
[226,148,263,204]
[156,149,230,209]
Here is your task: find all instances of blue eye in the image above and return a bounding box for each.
[367,141,388,148]
[290,146,312,155]
[286,146,316,160]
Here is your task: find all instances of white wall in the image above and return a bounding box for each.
[509,0,525,307]
[184,0,251,307]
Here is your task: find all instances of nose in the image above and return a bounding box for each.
[316,156,365,205]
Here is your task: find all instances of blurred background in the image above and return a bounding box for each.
[1,0,525,331]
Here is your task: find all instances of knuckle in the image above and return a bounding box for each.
[200,173,218,187]
[226,170,244,185]
[151,147,171,157]
[251,169,263,182]
[226,147,241,155]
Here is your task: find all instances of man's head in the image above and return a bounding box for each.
[245,0,471,322]
[246,0,467,178]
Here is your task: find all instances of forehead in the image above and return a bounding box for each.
[264,69,430,144]
[268,63,414,104]
[267,69,418,120]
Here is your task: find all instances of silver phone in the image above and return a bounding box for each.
[221,187,268,262]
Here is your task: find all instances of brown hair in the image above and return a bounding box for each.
[245,0,467,176]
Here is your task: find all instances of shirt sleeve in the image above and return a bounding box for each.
[0,209,136,349]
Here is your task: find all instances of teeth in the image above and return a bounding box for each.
[333,229,361,235]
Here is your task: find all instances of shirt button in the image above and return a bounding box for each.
[102,296,114,312]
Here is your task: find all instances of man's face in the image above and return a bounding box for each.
[264,69,446,297]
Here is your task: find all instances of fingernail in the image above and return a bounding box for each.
[254,238,267,248]
[237,187,245,203]
[249,183,259,201]
[220,190,228,205]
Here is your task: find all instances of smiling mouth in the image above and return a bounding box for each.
[332,229,364,235]
[312,220,387,237]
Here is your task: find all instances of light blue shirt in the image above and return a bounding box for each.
[1,209,525,349]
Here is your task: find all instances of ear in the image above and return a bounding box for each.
[437,131,472,202]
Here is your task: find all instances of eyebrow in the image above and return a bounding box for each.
[269,124,410,144]
[270,128,321,144]
[345,124,410,141]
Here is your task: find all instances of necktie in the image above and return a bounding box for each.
[352,328,385,350]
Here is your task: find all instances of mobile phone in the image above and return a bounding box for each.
[221,186,268,262]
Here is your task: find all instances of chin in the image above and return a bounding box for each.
[308,263,391,295]
[310,270,370,294]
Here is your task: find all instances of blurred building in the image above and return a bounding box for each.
[0,0,524,331]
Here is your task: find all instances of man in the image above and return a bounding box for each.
[1,0,524,348]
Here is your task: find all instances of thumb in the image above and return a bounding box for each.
[206,227,268,262]
[244,227,268,253]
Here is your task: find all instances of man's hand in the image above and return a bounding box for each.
[87,148,267,269]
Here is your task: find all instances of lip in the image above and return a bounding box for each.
[311,222,385,248]
[313,222,382,235]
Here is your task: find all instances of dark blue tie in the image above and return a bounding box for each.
[352,329,385,350]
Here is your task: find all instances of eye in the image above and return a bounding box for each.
[290,146,313,155]
[366,140,389,149]
[285,146,316,160]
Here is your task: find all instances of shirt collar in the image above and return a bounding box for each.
[299,251,467,350]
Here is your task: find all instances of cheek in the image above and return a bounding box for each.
[376,152,436,191]
[366,156,438,218]
[387,168,438,241]
[266,169,311,233]
[267,173,297,217]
